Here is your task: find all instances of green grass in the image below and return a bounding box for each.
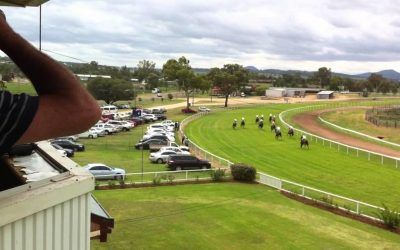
[112,97,185,108]
[321,109,400,145]
[4,82,37,95]
[185,104,400,207]
[73,107,192,174]
[91,183,400,250]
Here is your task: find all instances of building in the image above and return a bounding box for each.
[265,87,324,98]
[76,74,112,81]
[317,90,335,99]
[0,142,114,249]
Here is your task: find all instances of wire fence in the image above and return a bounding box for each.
[365,105,400,128]
[258,173,383,221]
[279,101,400,168]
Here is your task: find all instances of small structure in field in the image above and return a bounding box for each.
[317,91,335,99]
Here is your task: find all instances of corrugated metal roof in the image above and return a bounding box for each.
[0,0,48,7]
[317,91,335,95]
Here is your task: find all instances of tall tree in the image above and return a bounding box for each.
[134,60,157,83]
[367,73,384,92]
[87,77,134,104]
[162,57,196,109]
[207,64,249,107]
[316,67,331,88]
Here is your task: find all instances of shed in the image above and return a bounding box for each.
[265,88,286,98]
[317,91,335,99]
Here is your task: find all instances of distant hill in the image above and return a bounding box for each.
[245,66,259,72]
[353,69,400,81]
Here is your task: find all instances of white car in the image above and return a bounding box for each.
[90,127,106,137]
[148,123,174,132]
[149,150,178,163]
[107,120,134,131]
[93,123,119,134]
[158,146,191,155]
[143,132,175,142]
[142,114,158,122]
[78,130,98,139]
[146,128,174,136]
[56,135,79,141]
[198,106,211,112]
[84,163,126,180]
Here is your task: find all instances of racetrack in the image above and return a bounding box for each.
[293,111,400,158]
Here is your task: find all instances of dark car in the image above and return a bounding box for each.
[52,140,85,152]
[166,155,211,171]
[135,139,168,150]
[130,117,145,126]
[52,144,75,157]
[140,134,169,142]
[154,113,167,120]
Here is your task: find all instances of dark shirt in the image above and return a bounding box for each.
[0,91,39,154]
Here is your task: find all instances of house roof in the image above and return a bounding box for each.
[317,91,335,95]
[0,0,48,7]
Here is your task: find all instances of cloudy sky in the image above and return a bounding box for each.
[2,0,400,73]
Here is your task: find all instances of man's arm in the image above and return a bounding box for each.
[0,11,101,144]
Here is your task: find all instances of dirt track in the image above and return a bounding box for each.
[293,111,400,158]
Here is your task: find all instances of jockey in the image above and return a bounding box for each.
[276,126,281,132]
[301,135,307,140]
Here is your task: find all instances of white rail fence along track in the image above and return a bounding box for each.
[178,105,390,221]
[279,101,400,168]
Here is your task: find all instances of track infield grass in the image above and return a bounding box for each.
[185,104,400,207]
[91,183,400,250]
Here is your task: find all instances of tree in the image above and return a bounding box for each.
[147,73,160,90]
[87,77,134,104]
[134,60,157,83]
[315,67,331,88]
[162,57,196,109]
[367,73,384,92]
[207,64,249,107]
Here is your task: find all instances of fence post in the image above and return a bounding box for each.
[368,152,371,161]
[186,171,188,180]
[356,202,360,214]
[357,149,359,157]
[330,141,332,148]
[302,186,305,196]
[347,147,349,154]
[381,156,383,165]
[396,160,398,168]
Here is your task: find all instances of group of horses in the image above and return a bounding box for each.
[232,114,309,149]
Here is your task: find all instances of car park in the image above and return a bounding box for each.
[89,127,106,137]
[52,144,75,157]
[166,155,211,171]
[107,120,134,131]
[149,150,178,163]
[52,140,85,152]
[142,132,175,142]
[78,130,98,139]
[93,123,119,134]
[84,163,126,180]
[158,146,191,155]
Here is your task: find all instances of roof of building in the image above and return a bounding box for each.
[317,91,335,95]
[0,0,48,7]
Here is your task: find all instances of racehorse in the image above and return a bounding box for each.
[270,122,276,132]
[275,128,282,140]
[258,119,264,129]
[268,114,273,123]
[240,118,245,128]
[288,127,294,137]
[232,119,237,129]
[300,137,309,149]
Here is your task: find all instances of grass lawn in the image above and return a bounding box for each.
[73,107,192,174]
[321,108,400,145]
[91,183,400,250]
[5,82,37,95]
[184,104,400,207]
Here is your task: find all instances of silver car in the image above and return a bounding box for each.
[84,163,126,180]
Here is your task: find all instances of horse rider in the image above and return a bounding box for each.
[269,113,272,123]
[255,115,259,124]
[288,126,294,136]
[258,118,264,129]
[233,119,238,129]
[241,117,245,128]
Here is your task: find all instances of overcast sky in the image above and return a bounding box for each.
[2,0,400,74]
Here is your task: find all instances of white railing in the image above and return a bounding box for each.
[94,168,229,184]
[258,172,383,220]
[179,111,234,168]
[279,103,400,168]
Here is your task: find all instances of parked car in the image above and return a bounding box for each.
[154,113,167,120]
[151,108,167,114]
[89,127,106,137]
[107,120,133,131]
[149,150,178,163]
[135,138,168,150]
[84,163,126,180]
[130,117,145,126]
[51,140,85,152]
[93,123,118,134]
[52,144,74,157]
[143,132,175,142]
[148,123,174,132]
[101,105,118,115]
[78,130,98,139]
[149,141,189,152]
[166,155,211,171]
[56,135,79,141]
[158,146,190,155]
[140,134,172,143]
[142,114,158,122]
[198,106,211,112]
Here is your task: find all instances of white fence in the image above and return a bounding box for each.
[258,172,383,220]
[95,168,229,184]
[279,102,400,168]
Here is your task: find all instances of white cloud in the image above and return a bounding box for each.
[1,0,400,73]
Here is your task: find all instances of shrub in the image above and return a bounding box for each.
[167,174,175,184]
[108,180,116,187]
[119,179,126,188]
[168,93,173,100]
[375,204,400,230]
[211,168,226,181]
[153,176,162,185]
[320,195,333,206]
[230,163,256,182]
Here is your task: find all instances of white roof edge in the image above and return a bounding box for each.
[0,141,94,227]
